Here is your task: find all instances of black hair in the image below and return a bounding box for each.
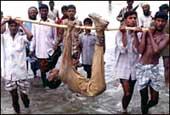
[8,19,18,25]
[49,1,54,4]
[154,11,168,20]
[124,11,137,19]
[67,4,76,10]
[127,0,134,3]
[39,4,49,10]
[61,5,68,12]
[159,4,169,11]
[83,18,93,25]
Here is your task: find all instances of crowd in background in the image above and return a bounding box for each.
[1,0,169,114]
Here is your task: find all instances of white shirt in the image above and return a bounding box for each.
[114,31,141,80]
[80,32,96,65]
[139,15,153,28]
[31,18,57,59]
[1,31,29,81]
[48,9,58,21]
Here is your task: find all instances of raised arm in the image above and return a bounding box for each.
[29,24,36,53]
[149,30,169,53]
[1,17,10,33]
[115,31,128,55]
[137,31,147,54]
[120,25,127,47]
[56,21,65,47]
[18,21,33,41]
[117,9,124,22]
[132,27,143,53]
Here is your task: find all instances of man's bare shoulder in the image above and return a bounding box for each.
[165,34,170,44]
[165,33,169,39]
[156,33,169,45]
[158,33,169,51]
[162,33,169,43]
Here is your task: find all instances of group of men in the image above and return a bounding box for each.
[1,0,169,114]
[115,0,169,114]
[1,1,99,113]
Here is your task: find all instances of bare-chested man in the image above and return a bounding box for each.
[135,11,169,114]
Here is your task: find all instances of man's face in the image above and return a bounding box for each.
[28,8,38,20]
[67,8,76,20]
[125,14,137,27]
[39,8,48,19]
[62,9,68,16]
[127,1,133,7]
[9,23,19,35]
[49,2,54,8]
[142,5,150,16]
[154,18,167,32]
[84,21,92,32]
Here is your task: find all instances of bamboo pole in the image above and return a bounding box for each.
[2,17,149,31]
[15,17,97,30]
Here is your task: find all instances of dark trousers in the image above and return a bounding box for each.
[83,64,92,78]
[120,77,136,111]
[10,89,30,113]
[38,58,49,87]
[30,59,39,77]
[140,86,159,114]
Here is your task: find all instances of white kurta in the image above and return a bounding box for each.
[1,31,29,81]
[48,9,58,21]
[114,31,141,80]
[30,18,57,59]
[139,15,153,28]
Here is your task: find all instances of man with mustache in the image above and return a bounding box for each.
[135,11,169,114]
[139,3,153,28]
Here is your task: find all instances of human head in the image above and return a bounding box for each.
[83,17,93,33]
[49,1,55,8]
[154,11,168,32]
[28,6,38,20]
[124,11,138,27]
[8,19,19,35]
[141,3,151,16]
[67,4,76,20]
[159,4,169,14]
[1,11,3,19]
[61,5,68,16]
[39,4,49,20]
[127,0,134,8]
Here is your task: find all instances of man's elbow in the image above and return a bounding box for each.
[116,17,122,22]
[27,35,33,41]
[153,48,160,54]
[1,26,6,34]
[138,48,144,54]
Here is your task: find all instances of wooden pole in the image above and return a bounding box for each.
[3,17,149,31]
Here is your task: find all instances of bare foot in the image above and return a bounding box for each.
[88,13,109,46]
